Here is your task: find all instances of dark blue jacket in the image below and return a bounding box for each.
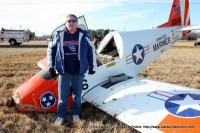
[47,28,97,74]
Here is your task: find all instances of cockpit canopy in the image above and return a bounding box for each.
[96,32,123,66]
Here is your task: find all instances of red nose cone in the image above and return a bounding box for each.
[13,68,72,112]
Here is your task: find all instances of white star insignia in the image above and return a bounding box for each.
[170,94,200,114]
[133,46,143,63]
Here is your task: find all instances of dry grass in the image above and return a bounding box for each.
[173,40,196,47]
[0,40,48,45]
[25,40,48,45]
[0,41,200,133]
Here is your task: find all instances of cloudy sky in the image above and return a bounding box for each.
[0,0,199,36]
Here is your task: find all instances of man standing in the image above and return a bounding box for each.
[47,14,97,126]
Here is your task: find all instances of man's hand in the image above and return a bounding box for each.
[88,69,95,75]
[49,68,57,78]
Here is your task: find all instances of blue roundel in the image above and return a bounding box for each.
[165,93,200,118]
[132,44,145,65]
[40,92,56,109]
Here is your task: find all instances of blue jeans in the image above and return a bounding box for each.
[57,72,84,118]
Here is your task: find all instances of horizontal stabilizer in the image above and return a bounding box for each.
[174,24,200,32]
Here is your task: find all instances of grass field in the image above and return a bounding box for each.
[0,41,200,133]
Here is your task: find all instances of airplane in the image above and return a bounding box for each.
[6,0,200,132]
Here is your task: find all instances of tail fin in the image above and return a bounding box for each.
[157,0,190,28]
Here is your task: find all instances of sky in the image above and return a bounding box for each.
[0,0,199,36]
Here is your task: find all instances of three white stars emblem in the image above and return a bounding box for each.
[40,92,56,108]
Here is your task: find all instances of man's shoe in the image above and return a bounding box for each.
[72,115,81,128]
[72,115,80,123]
[54,117,64,126]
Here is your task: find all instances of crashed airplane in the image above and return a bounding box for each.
[6,0,200,132]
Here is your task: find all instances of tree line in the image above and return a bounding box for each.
[33,29,200,41]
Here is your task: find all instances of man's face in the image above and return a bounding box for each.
[66,16,78,32]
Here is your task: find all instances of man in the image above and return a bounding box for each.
[47,14,97,126]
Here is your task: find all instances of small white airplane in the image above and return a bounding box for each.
[10,0,200,132]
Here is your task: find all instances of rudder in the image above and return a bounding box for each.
[157,0,190,28]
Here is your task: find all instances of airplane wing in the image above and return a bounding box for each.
[83,77,200,133]
[37,57,47,69]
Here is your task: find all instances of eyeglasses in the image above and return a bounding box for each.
[67,19,77,23]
